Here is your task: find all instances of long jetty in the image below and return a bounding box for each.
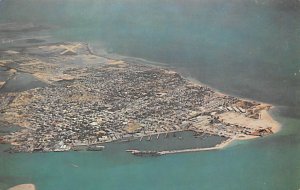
[159,138,234,155]
[127,138,234,156]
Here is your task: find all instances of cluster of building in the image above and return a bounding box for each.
[0,43,274,153]
[1,62,271,153]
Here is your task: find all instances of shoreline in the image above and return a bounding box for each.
[124,108,282,157]
[126,110,282,156]
[8,184,36,190]
[182,71,282,134]
[186,76,281,141]
[126,109,282,156]
[91,43,283,144]
[0,42,282,154]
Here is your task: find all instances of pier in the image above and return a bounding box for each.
[164,133,167,138]
[126,138,234,156]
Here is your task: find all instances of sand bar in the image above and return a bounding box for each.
[8,184,36,190]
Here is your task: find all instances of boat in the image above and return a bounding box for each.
[86,145,105,151]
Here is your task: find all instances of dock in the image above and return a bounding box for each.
[147,135,151,141]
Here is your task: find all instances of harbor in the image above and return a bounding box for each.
[123,131,232,156]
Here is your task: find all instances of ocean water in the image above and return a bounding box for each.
[0,0,299,189]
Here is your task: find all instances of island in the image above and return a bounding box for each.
[0,42,280,155]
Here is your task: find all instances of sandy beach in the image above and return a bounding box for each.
[8,184,36,190]
[151,106,282,156]
[186,75,281,141]
[260,109,281,133]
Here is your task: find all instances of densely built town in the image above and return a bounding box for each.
[0,43,275,153]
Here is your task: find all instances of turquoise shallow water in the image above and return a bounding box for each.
[0,114,299,190]
[0,0,300,189]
